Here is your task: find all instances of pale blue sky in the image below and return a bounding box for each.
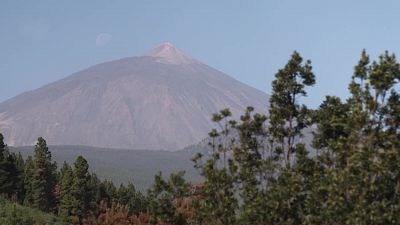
[1,0,400,108]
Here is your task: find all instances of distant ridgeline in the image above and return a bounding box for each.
[1,50,400,224]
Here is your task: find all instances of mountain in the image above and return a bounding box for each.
[0,43,268,150]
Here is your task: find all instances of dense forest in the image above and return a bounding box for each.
[1,50,400,224]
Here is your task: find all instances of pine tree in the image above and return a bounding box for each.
[117,183,147,215]
[0,133,23,199]
[234,108,272,224]
[0,133,5,159]
[99,179,118,207]
[4,152,22,199]
[23,156,34,206]
[71,155,91,221]
[192,109,239,225]
[268,51,315,168]
[87,173,102,210]
[148,171,190,225]
[58,161,75,220]
[309,50,400,224]
[0,133,12,194]
[13,152,26,202]
[31,137,57,212]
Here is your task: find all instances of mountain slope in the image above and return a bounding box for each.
[0,43,268,150]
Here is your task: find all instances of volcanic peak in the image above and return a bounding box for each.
[145,42,195,65]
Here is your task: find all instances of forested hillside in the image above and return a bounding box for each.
[1,50,400,224]
[11,145,201,191]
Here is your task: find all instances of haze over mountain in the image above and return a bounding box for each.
[0,43,268,150]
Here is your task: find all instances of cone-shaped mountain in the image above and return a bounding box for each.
[0,43,268,150]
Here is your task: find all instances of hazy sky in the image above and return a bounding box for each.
[1,0,400,108]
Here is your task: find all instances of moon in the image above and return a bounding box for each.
[95,33,112,47]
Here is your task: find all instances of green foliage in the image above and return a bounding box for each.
[193,108,239,225]
[0,197,66,225]
[117,182,148,215]
[13,152,26,202]
[148,171,190,225]
[268,51,315,168]
[308,50,400,224]
[31,137,57,212]
[58,161,75,220]
[191,52,316,225]
[0,134,23,199]
[191,50,400,225]
[23,156,35,206]
[0,136,148,224]
[71,155,92,220]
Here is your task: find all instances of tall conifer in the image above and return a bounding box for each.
[268,51,315,168]
[58,161,75,219]
[71,155,91,221]
[31,137,57,212]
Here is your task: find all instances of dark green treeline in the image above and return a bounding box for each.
[0,134,147,224]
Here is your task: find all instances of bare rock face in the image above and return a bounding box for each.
[0,43,268,150]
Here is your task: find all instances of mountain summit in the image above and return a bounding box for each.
[145,42,195,65]
[0,43,268,150]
